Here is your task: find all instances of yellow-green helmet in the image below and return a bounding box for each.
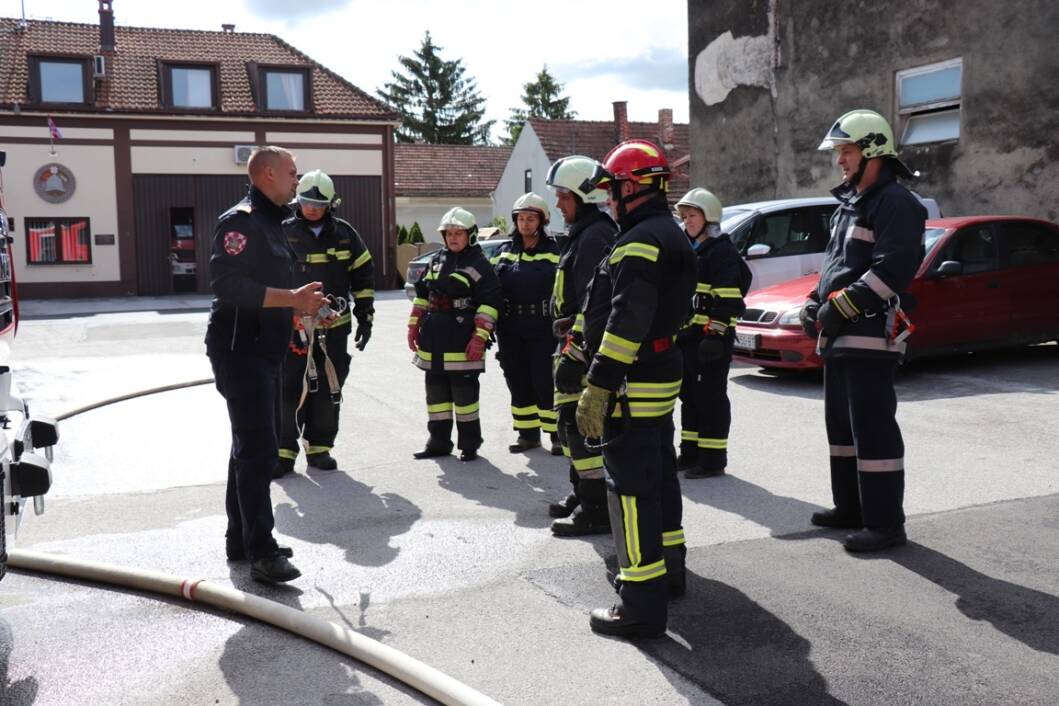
[297,169,340,207]
[817,109,897,159]
[545,155,609,204]
[511,192,550,225]
[675,188,723,223]
[438,207,479,245]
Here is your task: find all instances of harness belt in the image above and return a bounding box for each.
[504,299,550,317]
[295,295,348,444]
[428,293,473,311]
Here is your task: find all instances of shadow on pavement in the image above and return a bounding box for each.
[273,470,421,568]
[432,455,557,529]
[0,619,38,706]
[856,541,1059,655]
[642,571,848,706]
[730,368,823,400]
[682,474,827,537]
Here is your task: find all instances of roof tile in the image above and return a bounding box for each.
[394,143,512,198]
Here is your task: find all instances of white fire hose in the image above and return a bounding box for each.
[12,382,503,706]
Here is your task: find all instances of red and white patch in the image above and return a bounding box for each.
[223,231,247,255]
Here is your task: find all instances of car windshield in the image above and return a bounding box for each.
[923,227,947,255]
[412,239,507,263]
[720,207,755,233]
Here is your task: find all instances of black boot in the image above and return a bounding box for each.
[508,433,541,453]
[589,605,665,639]
[226,538,293,562]
[549,433,564,456]
[272,457,295,479]
[306,452,338,470]
[684,465,725,479]
[810,507,863,529]
[413,438,453,459]
[459,447,479,462]
[676,450,697,470]
[843,526,907,553]
[551,505,610,536]
[250,552,301,584]
[548,492,580,519]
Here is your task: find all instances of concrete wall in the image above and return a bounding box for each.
[688,0,1059,220]
[2,138,121,284]
[396,197,494,244]
[493,124,564,231]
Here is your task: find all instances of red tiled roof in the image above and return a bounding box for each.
[394,143,512,198]
[0,17,397,120]
[527,117,691,198]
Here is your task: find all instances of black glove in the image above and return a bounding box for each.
[354,321,372,350]
[554,355,586,394]
[799,300,820,338]
[816,300,845,338]
[697,334,727,366]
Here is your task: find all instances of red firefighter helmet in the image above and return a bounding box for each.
[596,139,671,189]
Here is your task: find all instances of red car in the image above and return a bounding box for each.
[733,216,1059,369]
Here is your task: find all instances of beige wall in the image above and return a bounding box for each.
[265,131,381,145]
[1,142,120,284]
[130,128,254,142]
[131,145,382,176]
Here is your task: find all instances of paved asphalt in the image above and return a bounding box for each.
[1,293,1057,705]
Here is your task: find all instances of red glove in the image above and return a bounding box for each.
[465,333,486,361]
[407,305,425,352]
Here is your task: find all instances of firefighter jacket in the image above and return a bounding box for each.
[581,195,697,420]
[205,185,294,362]
[551,209,618,323]
[412,243,503,373]
[679,234,749,342]
[814,167,926,359]
[282,210,375,351]
[491,230,560,326]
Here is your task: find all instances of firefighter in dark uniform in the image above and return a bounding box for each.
[545,155,618,536]
[491,193,561,453]
[205,146,327,584]
[575,140,696,638]
[407,208,503,461]
[276,170,375,476]
[675,188,750,478]
[801,109,925,553]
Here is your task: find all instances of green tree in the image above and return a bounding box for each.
[408,222,424,244]
[396,224,409,244]
[503,65,577,145]
[377,31,494,145]
[488,215,509,232]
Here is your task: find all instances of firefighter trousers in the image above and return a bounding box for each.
[678,338,733,472]
[603,414,684,628]
[425,371,482,451]
[824,357,906,529]
[497,319,557,438]
[208,348,282,562]
[279,327,352,460]
[556,402,607,506]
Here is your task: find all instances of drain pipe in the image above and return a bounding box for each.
[9,550,501,706]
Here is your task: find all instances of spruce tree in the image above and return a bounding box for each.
[503,65,577,145]
[408,222,424,244]
[377,31,494,145]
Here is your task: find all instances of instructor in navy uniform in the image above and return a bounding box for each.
[205,146,327,584]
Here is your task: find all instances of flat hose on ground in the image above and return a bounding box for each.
[8,551,501,706]
[22,383,503,706]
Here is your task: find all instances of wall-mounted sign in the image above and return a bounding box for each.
[94,233,115,245]
[33,163,76,204]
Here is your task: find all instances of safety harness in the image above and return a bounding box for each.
[293,295,348,440]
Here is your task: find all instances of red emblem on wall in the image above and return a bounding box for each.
[223,231,247,255]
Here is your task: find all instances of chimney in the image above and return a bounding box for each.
[222,23,236,33]
[98,0,115,52]
[658,108,674,151]
[613,101,629,143]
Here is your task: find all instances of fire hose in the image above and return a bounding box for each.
[9,380,503,706]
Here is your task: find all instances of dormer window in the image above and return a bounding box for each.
[30,57,90,104]
[261,68,309,111]
[161,63,218,109]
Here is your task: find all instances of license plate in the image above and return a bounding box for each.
[734,331,760,350]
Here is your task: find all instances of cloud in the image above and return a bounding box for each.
[555,47,688,93]
[241,0,353,23]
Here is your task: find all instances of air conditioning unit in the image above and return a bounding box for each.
[93,55,106,78]
[233,145,254,165]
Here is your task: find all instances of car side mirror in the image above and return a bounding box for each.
[936,260,963,277]
[746,243,771,259]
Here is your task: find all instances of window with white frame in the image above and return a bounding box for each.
[896,58,962,145]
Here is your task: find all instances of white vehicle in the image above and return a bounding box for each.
[722,196,942,292]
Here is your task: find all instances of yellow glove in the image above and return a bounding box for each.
[575,382,612,440]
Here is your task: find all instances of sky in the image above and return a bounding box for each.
[18,0,690,142]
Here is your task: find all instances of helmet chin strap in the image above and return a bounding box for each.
[610,178,663,219]
[848,155,869,188]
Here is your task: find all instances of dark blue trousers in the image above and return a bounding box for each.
[209,348,282,561]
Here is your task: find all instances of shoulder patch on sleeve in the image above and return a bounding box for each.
[235,203,253,214]
[223,231,248,255]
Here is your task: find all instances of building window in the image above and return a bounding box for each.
[30,57,89,104]
[524,169,532,193]
[25,217,92,265]
[163,65,217,108]
[897,58,962,145]
[262,69,308,111]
